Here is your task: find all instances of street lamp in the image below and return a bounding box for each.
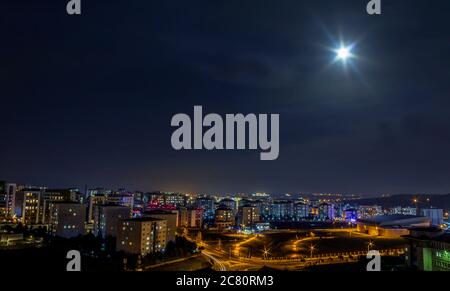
[309,244,315,258]
[263,246,271,260]
[367,240,375,252]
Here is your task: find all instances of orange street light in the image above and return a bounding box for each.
[309,244,316,258]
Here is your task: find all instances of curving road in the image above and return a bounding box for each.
[202,248,228,271]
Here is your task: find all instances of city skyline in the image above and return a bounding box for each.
[1,177,449,272]
[5,179,450,198]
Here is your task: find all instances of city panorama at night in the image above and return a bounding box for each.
[2,0,450,286]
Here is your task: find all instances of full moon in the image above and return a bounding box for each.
[336,47,350,60]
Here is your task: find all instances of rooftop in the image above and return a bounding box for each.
[122,217,164,222]
[404,227,450,243]
[101,203,129,208]
[143,209,176,215]
[358,215,431,226]
[216,205,233,211]
[219,198,234,202]
[359,214,419,223]
[52,202,84,205]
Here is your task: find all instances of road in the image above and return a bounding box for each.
[201,243,360,271]
[144,254,203,270]
[197,229,405,271]
[201,247,228,271]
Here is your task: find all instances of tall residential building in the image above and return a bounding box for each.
[239,199,266,218]
[4,183,17,218]
[163,193,187,207]
[41,189,74,224]
[14,188,43,224]
[294,202,310,220]
[0,181,7,204]
[319,203,335,221]
[421,208,444,226]
[237,205,260,227]
[117,217,167,256]
[88,195,107,223]
[215,206,234,222]
[146,192,166,206]
[143,192,187,209]
[195,197,216,220]
[133,191,145,213]
[49,203,86,238]
[88,193,134,223]
[251,200,266,218]
[218,198,237,214]
[269,200,294,221]
[143,209,177,243]
[178,207,203,228]
[93,204,131,238]
[0,182,17,219]
[215,205,235,230]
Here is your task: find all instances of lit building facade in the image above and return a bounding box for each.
[178,207,203,228]
[49,203,86,238]
[105,193,134,210]
[40,189,74,224]
[318,203,335,221]
[357,205,383,219]
[215,206,234,222]
[405,227,450,271]
[343,208,357,222]
[269,200,294,221]
[163,193,187,207]
[88,195,107,223]
[145,192,187,208]
[15,189,43,224]
[117,217,167,256]
[87,188,113,197]
[215,206,235,230]
[93,204,131,238]
[294,202,310,220]
[143,209,177,243]
[195,197,215,220]
[389,206,417,216]
[237,205,260,227]
[3,183,17,219]
[420,208,444,226]
[218,198,237,214]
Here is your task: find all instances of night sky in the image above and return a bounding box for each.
[2,0,450,195]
